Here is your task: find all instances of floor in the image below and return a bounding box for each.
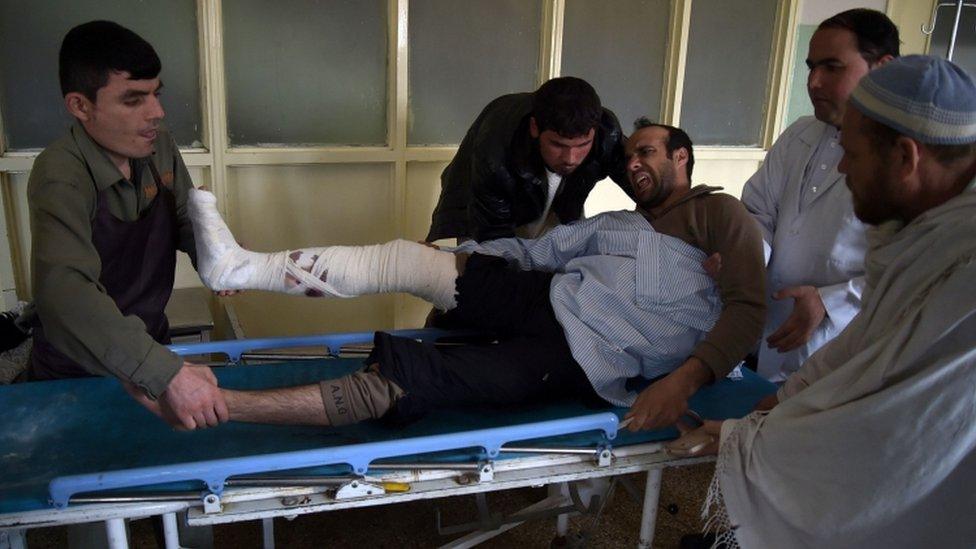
[24,463,715,548]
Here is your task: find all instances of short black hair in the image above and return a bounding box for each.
[818,8,900,65]
[59,20,161,101]
[632,118,695,179]
[532,76,602,137]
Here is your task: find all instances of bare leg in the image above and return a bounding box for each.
[188,189,458,309]
[222,366,404,427]
[224,385,329,425]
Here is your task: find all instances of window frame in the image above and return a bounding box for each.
[0,0,804,318]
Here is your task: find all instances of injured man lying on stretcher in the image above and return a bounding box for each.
[179,123,766,432]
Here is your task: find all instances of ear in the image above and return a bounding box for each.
[872,54,895,69]
[529,117,540,139]
[64,92,92,121]
[671,146,689,169]
[892,136,921,181]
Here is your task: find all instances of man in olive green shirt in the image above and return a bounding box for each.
[21,21,227,430]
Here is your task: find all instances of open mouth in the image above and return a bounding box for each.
[631,172,652,193]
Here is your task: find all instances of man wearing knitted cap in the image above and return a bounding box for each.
[672,55,976,548]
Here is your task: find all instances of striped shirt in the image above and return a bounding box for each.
[454,210,721,406]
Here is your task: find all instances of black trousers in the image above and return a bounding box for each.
[370,254,600,424]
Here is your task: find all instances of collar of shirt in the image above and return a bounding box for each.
[967,175,976,193]
[70,120,143,191]
[544,168,562,188]
[797,117,836,147]
[639,184,724,220]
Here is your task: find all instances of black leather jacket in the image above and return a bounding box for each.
[426,93,629,242]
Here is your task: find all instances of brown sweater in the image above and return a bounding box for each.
[644,185,767,380]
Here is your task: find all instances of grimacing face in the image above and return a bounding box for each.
[530,118,596,176]
[74,71,164,167]
[838,107,900,225]
[625,126,680,210]
[806,27,873,128]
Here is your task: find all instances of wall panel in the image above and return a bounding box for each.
[224,163,397,337]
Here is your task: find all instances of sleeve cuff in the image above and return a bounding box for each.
[129,345,183,399]
[817,277,864,325]
[692,343,733,382]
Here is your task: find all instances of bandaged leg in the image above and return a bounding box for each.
[319,367,404,426]
[188,189,458,310]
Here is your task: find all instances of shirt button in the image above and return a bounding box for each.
[830,142,837,148]
[820,164,827,170]
[812,186,818,193]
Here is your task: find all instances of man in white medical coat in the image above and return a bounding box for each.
[741,9,899,382]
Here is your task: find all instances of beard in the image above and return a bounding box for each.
[634,164,677,211]
[849,172,899,226]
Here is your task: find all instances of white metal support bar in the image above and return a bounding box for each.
[438,492,571,549]
[262,517,275,549]
[551,482,570,537]
[637,469,663,549]
[0,529,27,549]
[161,512,182,549]
[105,518,129,549]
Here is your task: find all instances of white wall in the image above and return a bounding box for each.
[799,0,888,25]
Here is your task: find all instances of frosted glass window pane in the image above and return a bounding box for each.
[930,7,976,79]
[0,1,201,150]
[562,0,669,133]
[223,0,387,146]
[409,0,542,145]
[681,0,777,146]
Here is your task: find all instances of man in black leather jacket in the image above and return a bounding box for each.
[426,77,630,243]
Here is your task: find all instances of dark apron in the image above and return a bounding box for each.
[28,160,178,380]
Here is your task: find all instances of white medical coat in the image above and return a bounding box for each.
[742,116,867,382]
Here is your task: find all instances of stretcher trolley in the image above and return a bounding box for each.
[0,329,775,548]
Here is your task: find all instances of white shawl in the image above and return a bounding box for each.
[711,187,976,548]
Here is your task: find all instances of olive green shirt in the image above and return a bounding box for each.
[23,122,197,398]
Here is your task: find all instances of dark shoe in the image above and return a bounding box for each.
[0,311,28,352]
